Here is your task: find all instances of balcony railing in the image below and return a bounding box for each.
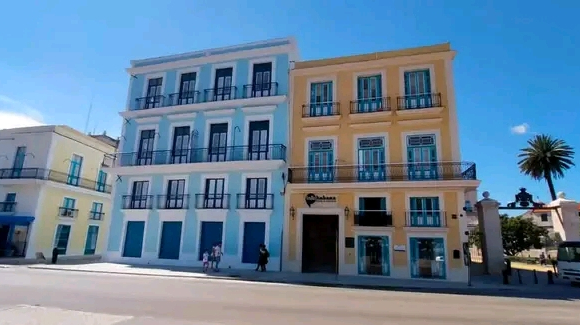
[236,194,274,210]
[105,144,287,168]
[166,91,201,106]
[0,168,112,194]
[89,211,105,220]
[405,211,447,227]
[58,207,78,219]
[354,210,393,227]
[242,82,279,98]
[157,194,190,209]
[194,194,230,209]
[121,195,154,210]
[350,97,391,114]
[397,93,442,110]
[0,202,16,214]
[134,95,166,110]
[301,102,341,118]
[204,86,238,102]
[288,162,477,183]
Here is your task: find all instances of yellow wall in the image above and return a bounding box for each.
[34,187,109,257]
[32,126,115,257]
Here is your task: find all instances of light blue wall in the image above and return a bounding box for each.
[107,168,286,258]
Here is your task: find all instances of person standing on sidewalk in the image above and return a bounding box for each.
[212,242,223,272]
[256,244,269,272]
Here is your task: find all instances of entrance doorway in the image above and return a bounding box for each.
[302,214,339,273]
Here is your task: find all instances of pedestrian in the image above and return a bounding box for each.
[202,249,210,273]
[256,244,269,272]
[212,242,223,272]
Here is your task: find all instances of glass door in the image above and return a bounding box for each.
[248,120,269,160]
[251,62,272,97]
[146,77,163,109]
[137,130,156,166]
[179,72,197,104]
[245,178,267,209]
[214,68,233,101]
[166,179,186,209]
[171,126,190,164]
[204,178,225,208]
[208,123,228,162]
[131,181,149,209]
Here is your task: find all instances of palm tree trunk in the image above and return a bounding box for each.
[544,169,557,201]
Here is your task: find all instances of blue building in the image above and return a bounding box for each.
[103,37,298,270]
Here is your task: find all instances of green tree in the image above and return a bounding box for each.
[501,215,549,256]
[468,226,483,250]
[517,134,575,201]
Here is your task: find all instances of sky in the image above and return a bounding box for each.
[0,0,578,208]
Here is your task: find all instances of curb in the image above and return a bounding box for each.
[26,266,518,295]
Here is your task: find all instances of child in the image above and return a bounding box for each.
[202,250,209,272]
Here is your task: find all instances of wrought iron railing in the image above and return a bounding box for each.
[301,102,341,118]
[0,168,112,193]
[121,195,154,210]
[0,202,16,213]
[194,194,231,209]
[156,194,190,209]
[397,93,442,110]
[236,194,274,210]
[350,97,391,114]
[204,86,238,102]
[242,82,279,98]
[353,210,393,227]
[89,211,105,220]
[405,211,447,227]
[58,207,78,219]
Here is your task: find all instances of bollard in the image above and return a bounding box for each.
[533,269,538,284]
[547,271,554,284]
[502,269,510,285]
[517,269,522,284]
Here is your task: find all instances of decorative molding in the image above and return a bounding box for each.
[303,125,340,132]
[397,118,443,126]
[241,105,276,114]
[396,106,443,115]
[134,116,162,124]
[349,121,391,129]
[203,109,236,116]
[166,113,197,120]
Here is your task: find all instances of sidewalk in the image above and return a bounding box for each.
[26,262,573,296]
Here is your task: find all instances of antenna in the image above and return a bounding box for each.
[84,94,94,134]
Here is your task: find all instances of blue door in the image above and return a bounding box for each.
[84,225,99,255]
[198,221,223,260]
[122,221,145,258]
[54,224,71,255]
[357,137,386,181]
[67,154,83,186]
[406,135,438,180]
[409,237,446,279]
[357,75,383,112]
[158,221,182,260]
[307,140,334,183]
[409,197,441,227]
[403,70,432,109]
[11,146,26,178]
[241,222,266,264]
[96,170,107,192]
[309,82,333,116]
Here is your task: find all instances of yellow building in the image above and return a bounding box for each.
[0,125,117,261]
[283,43,480,282]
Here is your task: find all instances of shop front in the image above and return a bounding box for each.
[0,215,34,258]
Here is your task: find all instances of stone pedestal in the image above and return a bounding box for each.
[475,192,504,275]
[549,192,579,241]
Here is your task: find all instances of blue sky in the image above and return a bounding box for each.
[0,0,578,207]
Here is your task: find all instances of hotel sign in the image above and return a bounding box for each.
[305,193,337,207]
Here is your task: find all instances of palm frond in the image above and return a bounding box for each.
[517,134,576,180]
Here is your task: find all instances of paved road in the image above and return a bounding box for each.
[0,267,578,325]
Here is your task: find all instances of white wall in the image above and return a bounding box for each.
[0,128,53,169]
[0,185,41,216]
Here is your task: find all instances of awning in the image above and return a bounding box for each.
[0,215,35,226]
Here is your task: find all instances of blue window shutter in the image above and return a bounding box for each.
[379,148,385,164]
[327,82,333,101]
[357,77,363,99]
[429,146,437,162]
[432,197,440,210]
[423,70,431,94]
[326,150,333,166]
[380,198,386,210]
[410,198,417,210]
[375,75,382,98]
[404,72,411,95]
[359,197,365,211]
[407,147,414,162]
[310,84,316,103]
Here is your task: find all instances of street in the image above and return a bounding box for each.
[0,267,578,324]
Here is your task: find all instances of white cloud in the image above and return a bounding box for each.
[510,123,529,135]
[0,95,44,130]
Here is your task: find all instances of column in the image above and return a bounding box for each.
[475,191,504,275]
[549,192,579,242]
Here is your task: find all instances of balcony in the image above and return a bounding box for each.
[166,91,201,106]
[236,194,274,210]
[204,86,238,102]
[350,97,391,114]
[105,144,287,168]
[156,194,190,209]
[194,194,230,209]
[135,95,165,110]
[405,211,447,228]
[121,195,154,210]
[242,82,279,99]
[0,168,112,194]
[288,162,477,184]
[354,210,393,227]
[397,93,442,110]
[0,202,16,214]
[58,207,78,219]
[89,211,105,221]
[301,102,341,118]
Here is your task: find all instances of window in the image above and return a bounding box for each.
[171,126,191,164]
[204,178,225,208]
[308,81,334,117]
[357,137,386,182]
[248,120,270,160]
[131,181,150,209]
[90,202,103,220]
[165,179,186,209]
[60,198,76,218]
[540,213,549,222]
[358,75,381,100]
[244,178,268,209]
[96,170,107,192]
[213,67,233,101]
[250,62,272,97]
[67,154,83,186]
[137,130,156,166]
[208,123,228,162]
[179,72,197,104]
[408,197,442,227]
[84,225,99,255]
[2,193,16,212]
[307,140,334,183]
[403,69,433,109]
[406,135,437,180]
[11,146,26,177]
[145,77,163,109]
[54,224,71,255]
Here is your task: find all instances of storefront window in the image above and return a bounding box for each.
[357,236,390,276]
[410,237,446,279]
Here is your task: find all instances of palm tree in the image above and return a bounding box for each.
[517,134,575,200]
